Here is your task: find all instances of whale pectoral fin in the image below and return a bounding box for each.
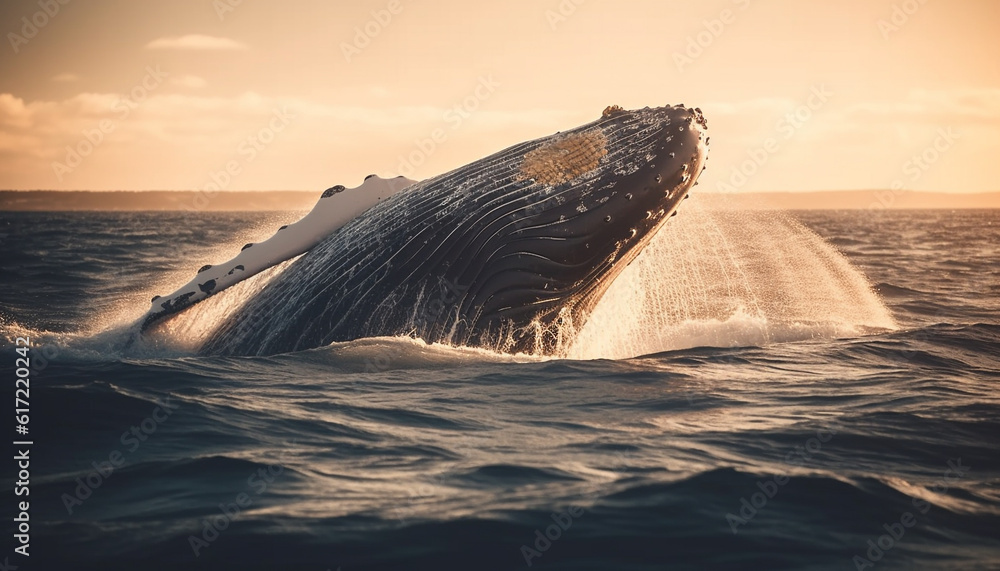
[137,175,419,334]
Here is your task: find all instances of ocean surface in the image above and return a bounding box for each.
[1,205,998,570]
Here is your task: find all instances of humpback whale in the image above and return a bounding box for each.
[150,104,709,356]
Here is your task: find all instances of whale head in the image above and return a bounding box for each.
[481,104,710,350]
[201,104,709,356]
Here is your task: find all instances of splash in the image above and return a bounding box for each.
[74,212,304,358]
[38,195,895,362]
[136,258,300,355]
[568,194,897,360]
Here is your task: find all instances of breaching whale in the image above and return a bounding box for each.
[147,104,709,356]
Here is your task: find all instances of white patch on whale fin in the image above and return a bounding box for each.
[139,175,417,332]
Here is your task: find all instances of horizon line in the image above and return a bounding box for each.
[3,189,999,195]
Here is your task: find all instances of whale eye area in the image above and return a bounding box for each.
[518,129,608,186]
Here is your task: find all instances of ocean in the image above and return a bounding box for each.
[1,204,998,570]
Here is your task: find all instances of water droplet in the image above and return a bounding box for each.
[655,175,662,184]
[668,152,676,158]
[625,193,633,200]
[604,215,613,223]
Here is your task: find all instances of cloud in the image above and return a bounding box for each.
[51,73,80,83]
[683,89,1000,193]
[843,89,1000,125]
[0,89,997,192]
[145,34,249,51]
[171,75,208,89]
[0,88,587,190]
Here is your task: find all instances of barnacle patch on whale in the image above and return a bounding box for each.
[519,129,608,185]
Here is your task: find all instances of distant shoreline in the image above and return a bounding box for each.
[1,190,998,211]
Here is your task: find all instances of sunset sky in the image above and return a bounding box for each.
[1,0,997,193]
